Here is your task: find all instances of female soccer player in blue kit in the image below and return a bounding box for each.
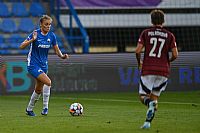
[20,15,69,116]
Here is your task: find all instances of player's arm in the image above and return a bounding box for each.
[169,47,178,62]
[53,45,69,59]
[169,35,178,62]
[19,39,34,49]
[19,30,37,49]
[135,43,144,70]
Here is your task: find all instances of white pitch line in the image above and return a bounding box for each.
[52,97,200,106]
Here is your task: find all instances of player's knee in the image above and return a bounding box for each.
[139,94,148,104]
[35,89,42,94]
[139,97,144,103]
[154,100,158,111]
[46,80,51,86]
[155,103,158,111]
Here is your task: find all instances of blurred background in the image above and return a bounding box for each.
[0,0,199,94]
[0,0,200,54]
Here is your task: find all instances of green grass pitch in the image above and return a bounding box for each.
[0,91,200,133]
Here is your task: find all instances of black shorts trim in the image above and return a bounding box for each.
[140,78,151,94]
[152,80,168,91]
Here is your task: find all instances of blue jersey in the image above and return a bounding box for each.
[27,29,57,67]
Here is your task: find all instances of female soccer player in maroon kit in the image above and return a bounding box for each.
[135,9,178,129]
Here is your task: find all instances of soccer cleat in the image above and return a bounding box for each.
[141,122,150,129]
[41,108,48,115]
[26,109,36,116]
[146,101,156,121]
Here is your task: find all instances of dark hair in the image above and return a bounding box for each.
[39,15,52,24]
[151,9,165,25]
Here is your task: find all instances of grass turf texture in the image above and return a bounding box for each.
[0,91,200,133]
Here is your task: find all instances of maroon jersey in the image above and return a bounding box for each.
[138,26,177,77]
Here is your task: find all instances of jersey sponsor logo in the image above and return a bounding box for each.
[38,44,50,48]
[37,38,51,48]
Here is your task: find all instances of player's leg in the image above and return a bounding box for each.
[37,73,51,115]
[144,94,158,125]
[139,75,156,129]
[139,93,156,128]
[26,79,44,116]
[139,75,154,107]
[141,93,159,128]
[151,75,168,111]
[140,94,150,106]
[142,76,168,128]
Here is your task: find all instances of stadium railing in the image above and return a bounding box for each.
[54,0,89,53]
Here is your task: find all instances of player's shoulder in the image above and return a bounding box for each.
[48,31,56,37]
[44,31,56,41]
[143,28,151,33]
[140,28,151,36]
[35,28,40,33]
[162,28,175,36]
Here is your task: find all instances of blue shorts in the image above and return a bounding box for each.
[27,65,48,78]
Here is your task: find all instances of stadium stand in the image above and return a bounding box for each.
[11,2,29,17]
[18,18,35,33]
[29,2,45,16]
[0,1,72,55]
[1,18,18,33]
[58,0,200,52]
[8,34,24,49]
[0,2,11,17]
[0,0,199,54]
[0,35,8,49]
[56,35,64,48]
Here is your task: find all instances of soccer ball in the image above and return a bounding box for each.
[69,103,83,116]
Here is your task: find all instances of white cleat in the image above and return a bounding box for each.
[146,101,156,121]
[141,122,150,129]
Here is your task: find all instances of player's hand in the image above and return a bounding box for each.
[138,61,143,70]
[61,54,69,59]
[32,30,37,41]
